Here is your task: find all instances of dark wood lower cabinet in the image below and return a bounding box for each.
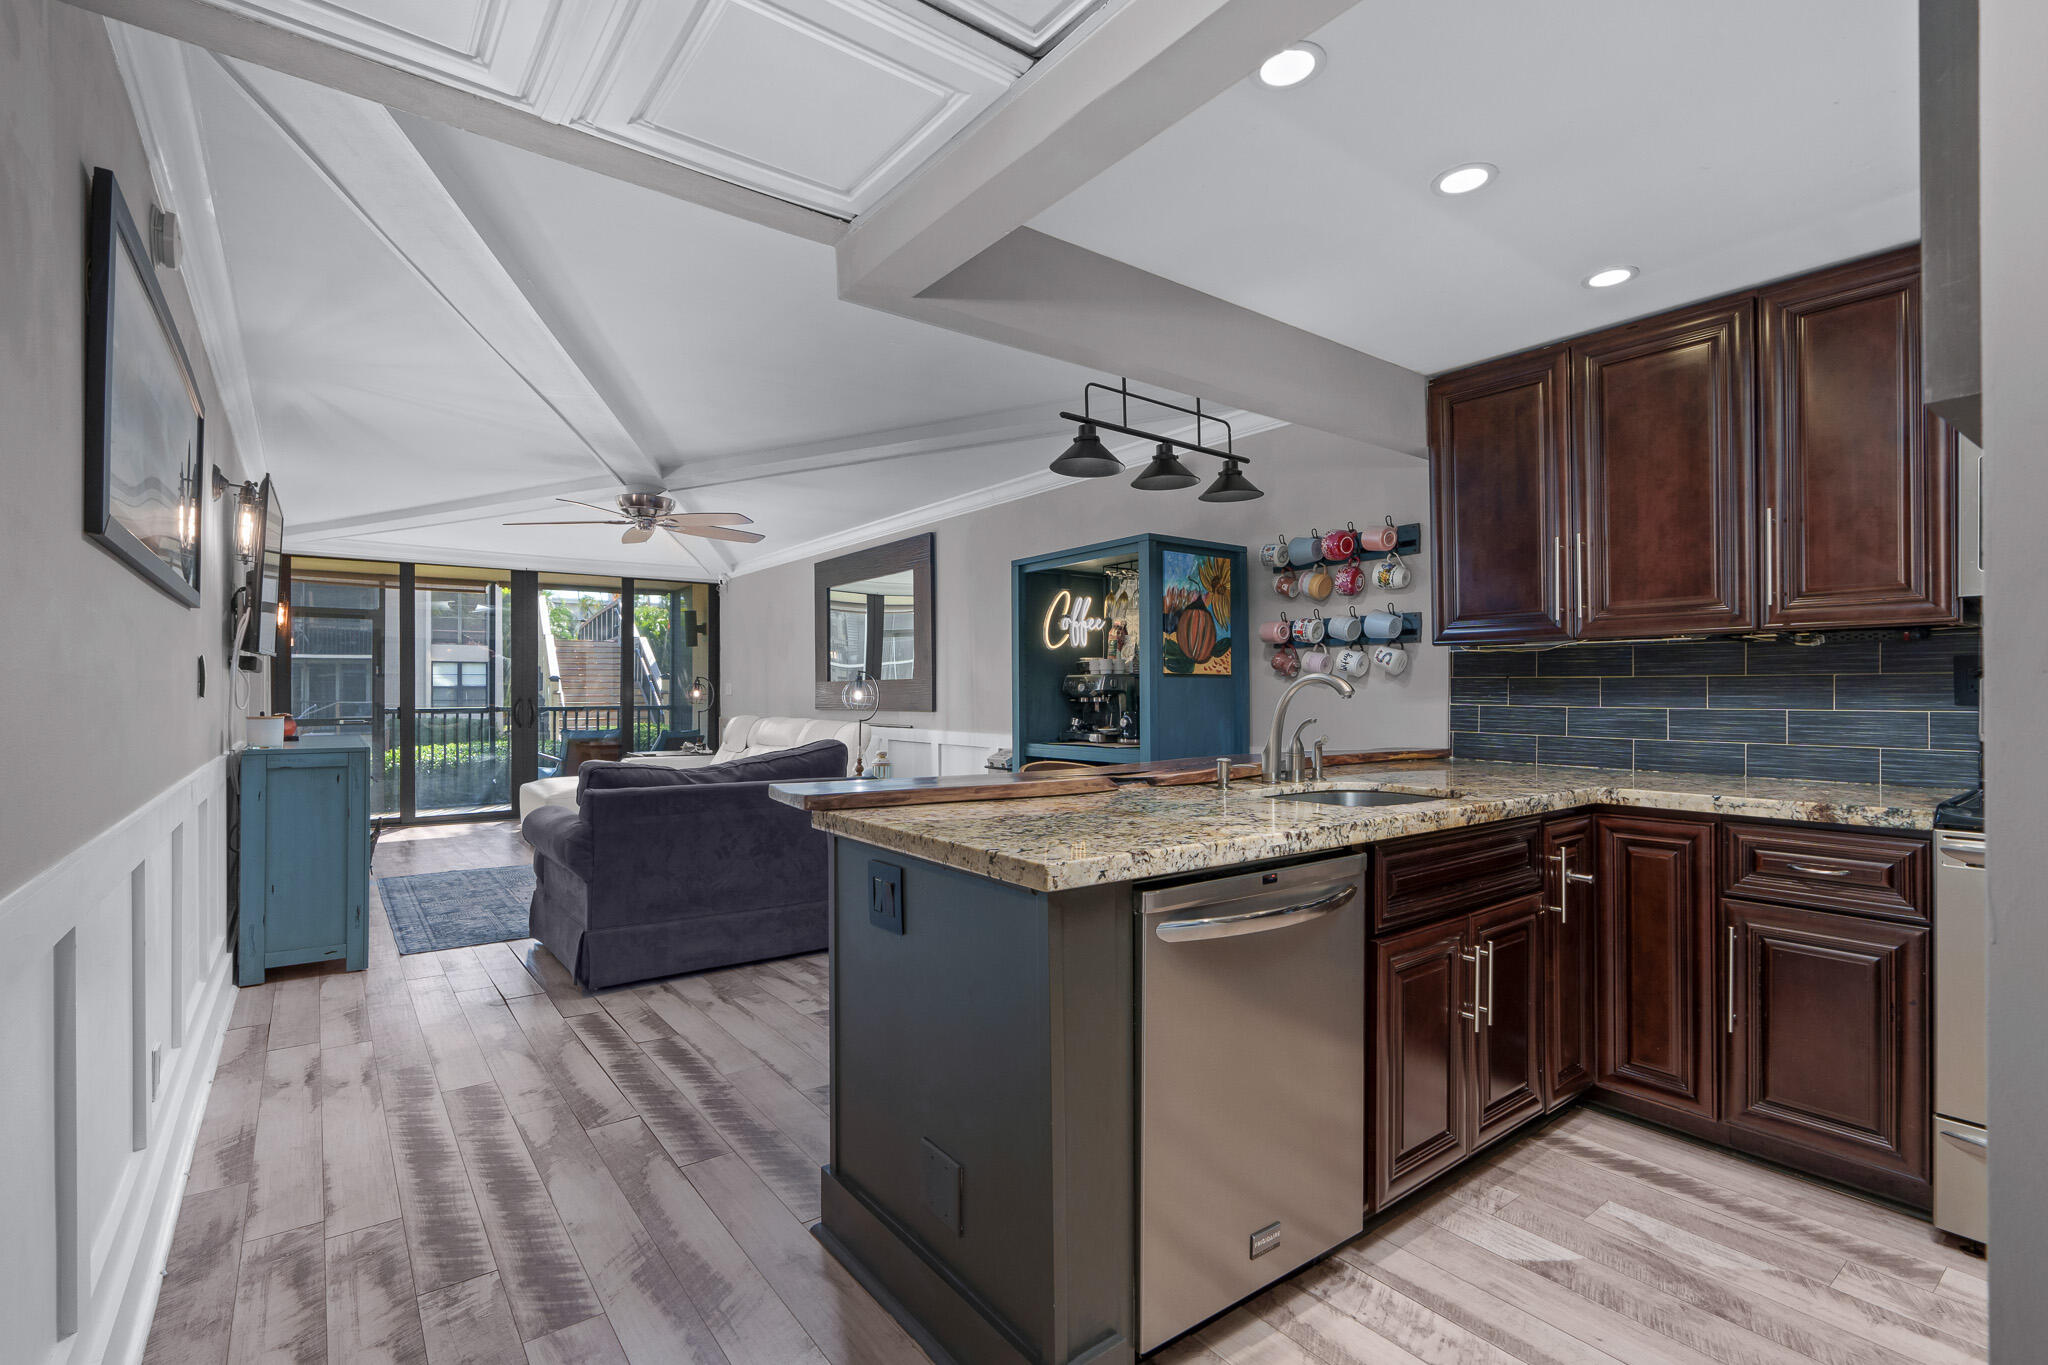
[1369,812,1935,1214]
[1723,898,1931,1203]
[1596,815,1719,1120]
[1541,817,1597,1108]
[1471,895,1547,1147]
[1372,919,1470,1208]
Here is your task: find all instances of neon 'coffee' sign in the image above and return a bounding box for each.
[1042,591,1107,649]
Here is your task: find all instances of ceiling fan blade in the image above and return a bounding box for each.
[660,511,754,526]
[621,524,654,544]
[556,496,629,516]
[501,518,631,526]
[674,523,766,544]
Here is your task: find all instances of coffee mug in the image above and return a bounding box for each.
[1270,645,1300,676]
[1373,553,1412,590]
[1260,540,1291,569]
[1321,524,1359,561]
[1303,566,1334,601]
[1360,608,1402,639]
[1336,647,1370,677]
[1372,643,1411,677]
[1301,649,1329,674]
[1291,615,1325,645]
[1358,521,1399,553]
[1259,617,1293,644]
[1274,570,1302,598]
[1332,558,1366,596]
[1325,612,1362,642]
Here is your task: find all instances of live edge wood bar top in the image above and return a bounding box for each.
[768,758,1947,893]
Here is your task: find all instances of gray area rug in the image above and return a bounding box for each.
[379,864,536,955]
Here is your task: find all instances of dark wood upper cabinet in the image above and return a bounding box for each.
[1722,898,1930,1205]
[1371,919,1472,1209]
[1759,248,1958,628]
[1596,814,1718,1121]
[1428,250,1959,644]
[1470,894,1547,1148]
[1572,298,1756,637]
[1542,817,1597,1109]
[1429,348,1573,644]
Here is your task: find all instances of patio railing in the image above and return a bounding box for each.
[294,705,700,815]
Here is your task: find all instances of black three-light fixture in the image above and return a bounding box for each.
[1050,379,1262,502]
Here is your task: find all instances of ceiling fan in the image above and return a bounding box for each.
[503,491,764,545]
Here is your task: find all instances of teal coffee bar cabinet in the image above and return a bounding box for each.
[235,734,371,986]
[1012,534,1249,765]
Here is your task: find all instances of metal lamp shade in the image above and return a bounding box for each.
[1130,444,1200,490]
[841,674,881,717]
[1050,423,1122,477]
[1198,458,1263,502]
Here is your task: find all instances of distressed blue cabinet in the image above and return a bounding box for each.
[237,735,370,985]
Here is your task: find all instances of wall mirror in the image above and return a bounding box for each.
[815,532,935,710]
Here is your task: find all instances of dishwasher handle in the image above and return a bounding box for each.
[1154,883,1358,943]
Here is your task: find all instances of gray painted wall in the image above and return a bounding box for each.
[1981,0,2046,1350]
[0,0,256,899]
[719,424,1447,756]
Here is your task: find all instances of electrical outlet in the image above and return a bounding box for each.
[920,1138,963,1235]
[868,860,904,935]
[1955,653,1983,708]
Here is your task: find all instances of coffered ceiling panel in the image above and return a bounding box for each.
[171,0,1026,215]
[574,0,1015,214]
[925,0,1101,53]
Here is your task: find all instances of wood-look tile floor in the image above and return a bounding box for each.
[143,821,1987,1365]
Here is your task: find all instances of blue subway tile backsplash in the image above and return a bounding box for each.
[1448,628,1981,788]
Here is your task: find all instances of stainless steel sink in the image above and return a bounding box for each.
[1269,789,1443,808]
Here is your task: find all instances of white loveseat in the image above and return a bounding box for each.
[518,713,864,816]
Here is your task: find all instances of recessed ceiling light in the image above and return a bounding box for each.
[1257,42,1323,88]
[1584,266,1639,288]
[1432,163,1496,196]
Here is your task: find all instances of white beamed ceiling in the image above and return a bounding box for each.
[164,0,1029,216]
[109,21,1119,580]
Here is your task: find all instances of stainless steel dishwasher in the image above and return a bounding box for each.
[1138,853,1366,1353]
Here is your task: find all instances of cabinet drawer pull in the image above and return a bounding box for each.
[1785,861,1853,878]
[1726,926,1738,1035]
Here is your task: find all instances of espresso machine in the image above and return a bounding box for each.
[1059,666,1140,746]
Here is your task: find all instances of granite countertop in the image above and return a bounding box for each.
[773,759,1952,892]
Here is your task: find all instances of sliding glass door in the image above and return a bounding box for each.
[413,566,512,816]
[633,582,714,749]
[279,557,717,823]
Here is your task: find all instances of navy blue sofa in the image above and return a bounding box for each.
[521,739,845,989]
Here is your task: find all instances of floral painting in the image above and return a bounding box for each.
[1160,551,1233,676]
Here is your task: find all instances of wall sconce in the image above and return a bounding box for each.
[210,467,259,567]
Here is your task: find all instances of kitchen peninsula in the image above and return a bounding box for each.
[770,760,1946,1365]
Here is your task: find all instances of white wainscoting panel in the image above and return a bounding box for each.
[0,756,236,1365]
[862,724,1008,777]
